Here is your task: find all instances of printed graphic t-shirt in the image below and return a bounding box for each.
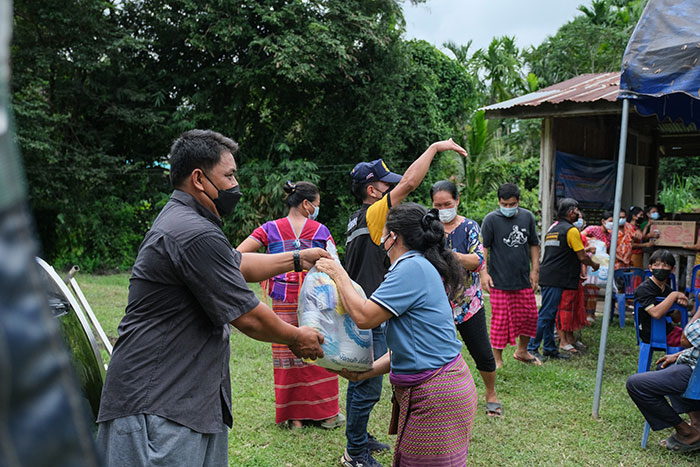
[481,207,539,290]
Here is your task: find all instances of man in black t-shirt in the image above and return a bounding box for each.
[481,183,541,367]
[634,249,687,346]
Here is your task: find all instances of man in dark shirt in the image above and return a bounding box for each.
[96,130,326,467]
[342,139,467,467]
[480,183,541,367]
[634,249,687,345]
[528,198,598,362]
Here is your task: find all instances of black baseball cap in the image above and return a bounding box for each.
[350,159,402,184]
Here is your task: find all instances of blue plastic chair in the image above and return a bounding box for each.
[614,268,645,328]
[688,264,700,312]
[683,363,700,400]
[634,298,689,448]
[642,269,677,291]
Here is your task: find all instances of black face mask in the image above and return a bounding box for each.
[651,268,671,282]
[380,234,394,269]
[202,172,242,217]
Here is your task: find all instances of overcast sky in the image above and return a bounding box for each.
[401,0,587,54]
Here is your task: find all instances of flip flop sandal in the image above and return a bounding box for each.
[485,401,503,417]
[513,353,542,366]
[320,412,346,430]
[560,344,579,354]
[661,433,700,452]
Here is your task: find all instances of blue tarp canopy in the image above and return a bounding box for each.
[618,0,700,126]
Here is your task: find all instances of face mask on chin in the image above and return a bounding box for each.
[202,172,242,217]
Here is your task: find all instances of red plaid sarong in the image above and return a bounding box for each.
[555,284,588,332]
[489,288,538,349]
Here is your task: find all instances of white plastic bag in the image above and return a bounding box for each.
[582,238,617,293]
[297,266,374,371]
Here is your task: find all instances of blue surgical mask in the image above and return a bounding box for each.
[619,218,626,226]
[307,203,319,220]
[500,206,517,217]
[650,212,660,220]
[574,218,584,229]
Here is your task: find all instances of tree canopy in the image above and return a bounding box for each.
[11,0,646,270]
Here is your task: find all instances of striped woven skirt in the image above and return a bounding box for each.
[271,300,339,424]
[393,354,478,467]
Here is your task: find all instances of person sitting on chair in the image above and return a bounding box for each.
[634,250,687,347]
[626,306,700,452]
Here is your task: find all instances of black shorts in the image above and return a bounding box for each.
[456,308,497,373]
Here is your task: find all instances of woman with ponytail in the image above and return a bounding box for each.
[238,181,343,430]
[317,203,478,466]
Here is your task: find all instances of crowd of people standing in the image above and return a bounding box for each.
[93,128,700,466]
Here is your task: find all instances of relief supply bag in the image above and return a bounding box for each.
[297,266,374,371]
[582,238,616,293]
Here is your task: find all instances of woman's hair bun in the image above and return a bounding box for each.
[283,180,297,195]
[421,208,439,231]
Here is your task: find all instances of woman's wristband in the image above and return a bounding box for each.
[293,250,302,272]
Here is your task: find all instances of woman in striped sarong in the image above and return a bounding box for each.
[318,203,478,466]
[238,181,342,429]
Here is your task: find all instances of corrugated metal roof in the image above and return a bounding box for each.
[481,72,620,111]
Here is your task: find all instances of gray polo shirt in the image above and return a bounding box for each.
[97,190,260,433]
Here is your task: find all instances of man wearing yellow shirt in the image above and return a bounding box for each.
[342,139,466,467]
[528,198,599,362]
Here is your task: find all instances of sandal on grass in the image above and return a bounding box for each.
[485,401,503,417]
[320,412,346,430]
[513,353,542,366]
[559,344,579,354]
[660,433,700,452]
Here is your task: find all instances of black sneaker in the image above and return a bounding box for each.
[340,449,383,467]
[543,350,570,360]
[530,350,547,363]
[367,434,390,453]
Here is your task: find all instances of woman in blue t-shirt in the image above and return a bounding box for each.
[317,203,478,466]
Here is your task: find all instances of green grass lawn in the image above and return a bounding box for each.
[78,273,696,466]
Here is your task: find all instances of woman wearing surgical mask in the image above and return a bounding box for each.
[429,180,502,417]
[582,210,613,248]
[238,181,343,430]
[583,209,632,269]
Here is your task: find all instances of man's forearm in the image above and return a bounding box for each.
[530,245,540,270]
[239,251,294,282]
[231,302,297,345]
[402,145,437,189]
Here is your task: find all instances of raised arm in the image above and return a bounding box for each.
[390,139,467,205]
[315,258,392,329]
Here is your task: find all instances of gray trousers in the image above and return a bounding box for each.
[96,414,228,467]
[626,363,700,430]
